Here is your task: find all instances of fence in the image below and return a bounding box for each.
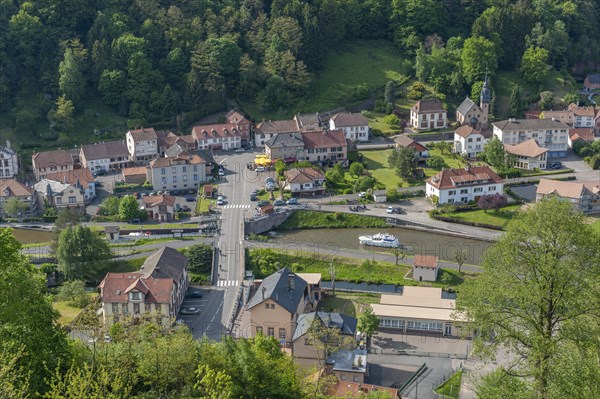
[368,347,468,360]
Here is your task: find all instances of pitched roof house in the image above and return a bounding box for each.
[410,99,448,130]
[453,125,487,158]
[0,179,37,217]
[126,128,159,162]
[147,153,208,191]
[329,112,369,142]
[302,129,347,164]
[412,254,439,282]
[255,119,300,147]
[568,128,595,147]
[536,179,600,214]
[264,132,305,162]
[192,123,242,151]
[99,247,189,327]
[0,141,18,178]
[31,149,74,180]
[33,179,85,211]
[284,168,325,196]
[394,134,429,158]
[584,74,600,91]
[426,165,504,205]
[492,118,571,158]
[226,110,251,145]
[504,139,549,170]
[45,168,97,200]
[142,194,176,221]
[80,141,130,172]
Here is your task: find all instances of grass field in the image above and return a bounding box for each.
[277,210,388,230]
[435,370,463,399]
[437,205,522,229]
[318,292,381,318]
[52,301,85,325]
[243,40,412,120]
[590,219,600,234]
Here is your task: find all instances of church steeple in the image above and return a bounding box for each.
[480,75,491,104]
[479,75,491,128]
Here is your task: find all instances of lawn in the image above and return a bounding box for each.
[437,205,522,229]
[590,219,600,234]
[242,40,412,119]
[52,301,85,325]
[277,210,388,230]
[257,189,291,201]
[318,292,381,318]
[434,370,463,399]
[197,196,214,214]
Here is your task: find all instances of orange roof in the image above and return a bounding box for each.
[122,166,147,176]
[100,272,174,304]
[504,139,549,158]
[427,166,504,190]
[567,103,596,117]
[0,179,34,197]
[142,194,176,207]
[454,125,482,138]
[301,129,346,149]
[568,128,594,142]
[394,134,428,152]
[192,123,241,140]
[45,168,96,187]
[285,167,325,184]
[129,128,157,141]
[149,154,205,168]
[414,254,438,268]
[537,179,600,199]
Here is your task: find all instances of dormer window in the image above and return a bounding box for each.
[129,291,142,301]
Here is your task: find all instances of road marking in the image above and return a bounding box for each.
[222,204,251,209]
[217,280,240,287]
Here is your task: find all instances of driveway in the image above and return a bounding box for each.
[556,151,593,174]
[509,184,537,202]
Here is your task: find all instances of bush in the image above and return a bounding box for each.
[342,188,353,194]
[382,114,400,127]
[56,280,91,308]
[176,212,191,220]
[588,154,600,170]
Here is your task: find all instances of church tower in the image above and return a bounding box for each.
[480,75,491,128]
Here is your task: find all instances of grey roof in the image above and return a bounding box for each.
[81,141,129,161]
[295,113,322,129]
[587,74,600,84]
[493,118,571,131]
[196,149,215,164]
[247,268,308,314]
[0,146,16,155]
[165,143,186,158]
[264,132,304,149]
[292,311,357,342]
[33,179,72,195]
[456,97,476,116]
[326,349,367,374]
[330,112,369,127]
[255,119,300,135]
[140,247,188,282]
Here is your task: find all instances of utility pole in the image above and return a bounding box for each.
[330,259,335,296]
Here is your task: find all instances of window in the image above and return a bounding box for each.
[161,177,167,184]
[279,328,286,339]
[155,304,161,313]
[271,304,275,309]
[130,292,141,301]
[448,190,456,195]
[460,189,468,194]
[112,304,118,313]
[182,166,187,173]
[468,138,473,142]
[267,327,274,337]
[474,187,483,193]
[353,376,359,383]
[256,326,263,334]
[193,174,198,181]
[265,304,269,309]
[183,175,187,182]
[489,185,496,191]
[68,196,76,203]
[145,304,151,313]
[172,167,177,174]
[161,168,166,175]
[133,303,140,314]
[56,198,62,204]
[172,176,177,183]
[193,165,198,172]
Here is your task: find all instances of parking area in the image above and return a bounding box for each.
[177,286,212,329]
[371,329,472,357]
[509,184,538,202]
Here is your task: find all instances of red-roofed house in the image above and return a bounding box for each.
[284,168,325,196]
[504,139,549,170]
[412,254,439,282]
[142,194,176,221]
[0,179,38,217]
[536,179,600,214]
[226,110,251,146]
[329,112,370,142]
[301,130,347,164]
[568,128,595,147]
[99,247,190,327]
[192,123,242,151]
[426,165,504,205]
[394,134,429,159]
[453,125,487,158]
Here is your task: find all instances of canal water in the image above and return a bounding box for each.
[271,227,493,264]
[10,228,53,244]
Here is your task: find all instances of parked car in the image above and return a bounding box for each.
[129,218,141,224]
[181,205,191,212]
[256,166,266,172]
[265,177,275,184]
[265,182,276,191]
[217,195,224,205]
[235,148,245,152]
[387,206,403,214]
[175,203,181,211]
[257,200,270,207]
[93,170,106,177]
[186,289,203,298]
[250,194,257,201]
[180,307,201,315]
[185,196,196,202]
[171,190,179,196]
[358,192,367,198]
[188,189,197,194]
[550,162,562,170]
[286,198,298,205]
[273,199,285,206]
[218,169,225,176]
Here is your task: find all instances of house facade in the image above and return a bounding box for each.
[325,349,368,384]
[264,132,305,161]
[192,123,242,151]
[504,139,549,170]
[584,74,600,91]
[226,110,251,146]
[412,254,439,282]
[80,141,130,172]
[329,112,370,142]
[147,154,207,191]
[394,134,429,159]
[410,99,448,130]
[568,128,595,148]
[0,142,18,178]
[492,118,570,158]
[453,125,486,158]
[291,312,357,368]
[246,268,310,342]
[426,165,504,205]
[31,149,74,180]
[294,113,322,131]
[567,103,596,128]
[455,77,491,129]
[536,179,600,215]
[254,119,300,148]
[99,247,189,327]
[0,179,37,217]
[126,128,159,162]
[284,168,325,196]
[142,194,175,221]
[302,130,347,164]
[45,168,97,201]
[33,179,85,211]
[156,131,197,156]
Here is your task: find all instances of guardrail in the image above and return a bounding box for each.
[398,362,427,394]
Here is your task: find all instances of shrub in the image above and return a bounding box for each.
[176,212,191,220]
[343,188,353,194]
[383,114,400,127]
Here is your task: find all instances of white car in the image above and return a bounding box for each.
[358,192,367,198]
[218,169,225,176]
[387,206,394,214]
[217,195,224,205]
[235,148,244,152]
[256,166,266,172]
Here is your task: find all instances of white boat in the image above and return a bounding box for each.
[358,233,400,248]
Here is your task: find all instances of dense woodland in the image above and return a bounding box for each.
[1,0,599,144]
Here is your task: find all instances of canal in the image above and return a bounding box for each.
[270,227,493,264]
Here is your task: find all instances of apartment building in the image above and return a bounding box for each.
[492,118,570,158]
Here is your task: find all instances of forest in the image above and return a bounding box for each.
[0,0,599,147]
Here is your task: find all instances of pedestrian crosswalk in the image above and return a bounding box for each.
[221,204,251,209]
[217,280,240,287]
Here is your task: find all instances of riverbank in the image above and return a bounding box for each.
[277,210,388,230]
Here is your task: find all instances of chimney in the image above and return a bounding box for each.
[5,140,10,149]
[262,286,266,300]
[288,273,295,290]
[508,118,516,123]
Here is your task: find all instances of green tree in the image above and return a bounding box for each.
[452,249,468,273]
[325,169,343,185]
[508,85,523,118]
[4,197,29,218]
[539,91,554,110]
[384,80,396,105]
[349,162,364,178]
[426,155,447,170]
[56,280,89,308]
[98,69,127,106]
[563,91,579,106]
[58,39,87,103]
[0,228,69,395]
[389,146,417,180]
[521,46,549,83]
[45,364,132,399]
[382,113,400,127]
[358,307,380,338]
[118,195,142,221]
[98,196,121,216]
[390,247,406,265]
[456,198,600,397]
[195,364,234,399]
[47,96,75,133]
[184,244,213,274]
[56,225,112,280]
[461,36,498,84]
[481,136,506,168]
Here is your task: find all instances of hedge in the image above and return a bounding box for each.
[430,214,504,230]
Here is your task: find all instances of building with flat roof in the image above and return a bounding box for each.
[371,286,467,336]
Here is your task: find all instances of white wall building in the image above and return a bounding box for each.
[80,141,130,172]
[192,123,242,151]
[410,99,448,130]
[426,165,504,205]
[492,118,570,158]
[504,139,549,170]
[126,128,159,163]
[329,112,370,142]
[147,154,208,191]
[412,255,439,282]
[453,126,487,158]
[254,120,300,147]
[0,141,18,178]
